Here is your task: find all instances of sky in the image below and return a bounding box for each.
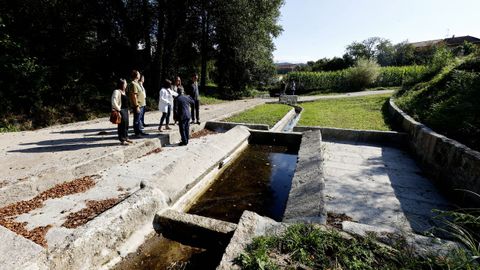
[273,0,480,63]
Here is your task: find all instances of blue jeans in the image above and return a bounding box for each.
[140,106,146,126]
[133,108,143,135]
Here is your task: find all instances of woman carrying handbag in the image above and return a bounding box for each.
[111,79,133,145]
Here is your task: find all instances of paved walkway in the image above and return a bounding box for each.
[322,140,451,234]
[298,89,394,102]
[0,98,269,188]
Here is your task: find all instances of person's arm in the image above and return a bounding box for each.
[111,90,121,111]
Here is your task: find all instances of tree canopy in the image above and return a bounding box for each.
[0,0,283,128]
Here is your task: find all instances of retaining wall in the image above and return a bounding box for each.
[294,126,407,147]
[388,98,480,206]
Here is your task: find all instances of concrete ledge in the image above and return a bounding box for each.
[217,211,287,270]
[248,130,302,148]
[0,225,48,270]
[342,221,462,257]
[270,107,297,132]
[388,98,480,206]
[47,186,168,269]
[278,95,298,105]
[154,209,236,249]
[283,130,326,224]
[294,126,407,147]
[205,121,269,132]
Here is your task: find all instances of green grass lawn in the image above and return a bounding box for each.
[223,104,292,127]
[298,94,392,131]
[200,94,226,105]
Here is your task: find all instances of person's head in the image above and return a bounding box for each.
[162,79,172,89]
[175,76,182,86]
[192,73,198,82]
[139,75,145,84]
[131,70,140,81]
[117,78,127,90]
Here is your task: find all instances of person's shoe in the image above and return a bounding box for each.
[196,121,201,125]
[191,121,195,124]
[178,142,186,146]
[165,126,171,130]
[126,139,133,144]
[120,141,129,146]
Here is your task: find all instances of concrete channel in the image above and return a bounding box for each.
[1,97,473,269]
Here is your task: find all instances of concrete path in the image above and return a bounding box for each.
[0,98,269,189]
[298,89,394,102]
[322,140,451,234]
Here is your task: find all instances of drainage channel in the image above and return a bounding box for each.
[188,144,298,223]
[112,137,300,270]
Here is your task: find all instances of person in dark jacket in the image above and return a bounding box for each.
[186,73,200,124]
[174,88,195,146]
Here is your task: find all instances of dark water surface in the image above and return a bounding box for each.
[188,144,298,223]
[113,234,224,270]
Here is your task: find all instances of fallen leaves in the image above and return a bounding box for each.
[62,198,120,229]
[191,129,217,139]
[0,175,97,247]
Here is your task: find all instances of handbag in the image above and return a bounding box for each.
[110,110,122,124]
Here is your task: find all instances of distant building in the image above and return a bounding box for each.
[410,35,480,49]
[276,63,304,74]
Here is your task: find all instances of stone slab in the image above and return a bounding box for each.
[154,209,237,249]
[322,141,451,234]
[0,226,48,270]
[283,130,326,223]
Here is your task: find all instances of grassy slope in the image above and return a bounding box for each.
[395,56,480,151]
[298,94,392,131]
[223,104,292,127]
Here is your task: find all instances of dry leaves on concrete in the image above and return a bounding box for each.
[142,147,162,157]
[327,212,354,229]
[191,129,217,139]
[62,198,120,229]
[0,175,97,247]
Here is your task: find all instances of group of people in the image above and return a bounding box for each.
[111,70,201,146]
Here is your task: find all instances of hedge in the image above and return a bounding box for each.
[287,65,428,93]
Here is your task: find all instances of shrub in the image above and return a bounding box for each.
[345,58,380,91]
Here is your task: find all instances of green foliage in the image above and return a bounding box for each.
[223,104,292,127]
[288,65,428,93]
[298,94,392,131]
[345,58,380,91]
[395,56,480,151]
[236,224,477,269]
[0,0,283,129]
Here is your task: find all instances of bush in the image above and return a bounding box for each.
[346,58,380,91]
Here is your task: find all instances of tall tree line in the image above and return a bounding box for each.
[0,0,283,127]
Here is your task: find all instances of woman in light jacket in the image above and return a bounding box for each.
[111,79,132,145]
[158,79,178,131]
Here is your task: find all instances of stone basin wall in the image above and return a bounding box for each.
[388,98,480,206]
